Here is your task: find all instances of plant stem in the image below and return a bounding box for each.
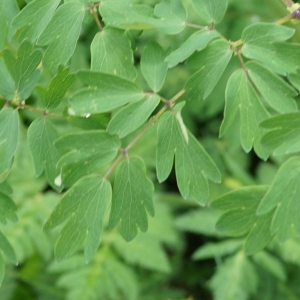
[275,13,293,24]
[91,4,103,31]
[103,89,185,179]
[185,22,206,29]
[281,0,294,7]
[21,104,64,118]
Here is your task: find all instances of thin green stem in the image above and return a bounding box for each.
[185,22,206,29]
[21,104,65,118]
[103,89,185,179]
[275,13,293,24]
[90,3,103,31]
[281,0,294,7]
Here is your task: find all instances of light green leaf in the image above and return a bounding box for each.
[0,231,17,264]
[91,27,137,81]
[0,182,13,195]
[246,61,297,113]
[257,157,300,243]
[242,23,295,44]
[260,113,300,155]
[220,69,269,159]
[109,157,154,241]
[156,110,221,204]
[55,130,120,187]
[141,42,168,92]
[0,192,18,224]
[288,71,300,90]
[4,40,42,100]
[0,58,15,100]
[0,252,4,287]
[107,94,160,138]
[193,239,243,260]
[11,0,60,42]
[210,252,258,300]
[191,0,228,24]
[0,0,19,51]
[69,71,144,115]
[112,234,171,273]
[0,108,19,181]
[27,118,62,191]
[165,29,221,68]
[211,186,274,255]
[185,39,232,101]
[36,66,75,109]
[37,2,85,74]
[45,176,111,262]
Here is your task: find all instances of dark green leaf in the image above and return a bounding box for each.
[0,58,15,100]
[141,42,168,92]
[0,252,4,287]
[257,157,300,243]
[91,27,137,81]
[45,175,111,262]
[109,157,155,241]
[185,39,232,101]
[69,71,144,115]
[0,231,17,264]
[55,130,120,187]
[107,94,160,138]
[165,29,221,68]
[211,186,274,255]
[37,2,85,74]
[220,69,269,159]
[0,192,18,224]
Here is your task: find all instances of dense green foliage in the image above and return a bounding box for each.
[1,0,300,299]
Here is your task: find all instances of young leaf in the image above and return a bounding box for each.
[11,0,60,42]
[156,110,221,205]
[0,58,15,100]
[45,176,111,262]
[4,40,42,100]
[69,71,144,115]
[107,94,160,138]
[260,113,300,155]
[0,192,18,224]
[109,157,155,241]
[27,117,62,191]
[185,39,232,101]
[220,69,270,159]
[91,27,137,81]
[210,252,258,300]
[37,2,85,74]
[257,157,300,243]
[141,41,168,92]
[0,231,17,264]
[211,186,274,255]
[55,130,120,187]
[246,61,297,113]
[36,66,75,109]
[0,108,19,181]
[165,29,221,68]
[191,0,228,24]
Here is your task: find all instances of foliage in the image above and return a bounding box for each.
[1,0,300,299]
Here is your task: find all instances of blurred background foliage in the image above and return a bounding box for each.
[2,0,300,299]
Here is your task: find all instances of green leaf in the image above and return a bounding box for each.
[27,118,62,191]
[0,182,13,195]
[69,71,144,115]
[0,58,15,100]
[185,39,232,101]
[191,0,228,24]
[0,252,4,287]
[0,192,18,224]
[141,42,168,92]
[109,157,154,241]
[11,0,60,42]
[0,108,19,181]
[45,176,111,262]
[260,113,300,155]
[211,186,274,255]
[193,239,243,260]
[257,157,300,243]
[0,231,17,264]
[288,71,300,90]
[91,27,137,81]
[220,69,269,159]
[156,110,221,204]
[246,61,297,113]
[37,2,85,74]
[242,23,295,44]
[55,130,120,187]
[0,0,19,51]
[4,40,42,100]
[36,66,75,109]
[165,29,221,68]
[210,252,258,300]
[107,94,160,138]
